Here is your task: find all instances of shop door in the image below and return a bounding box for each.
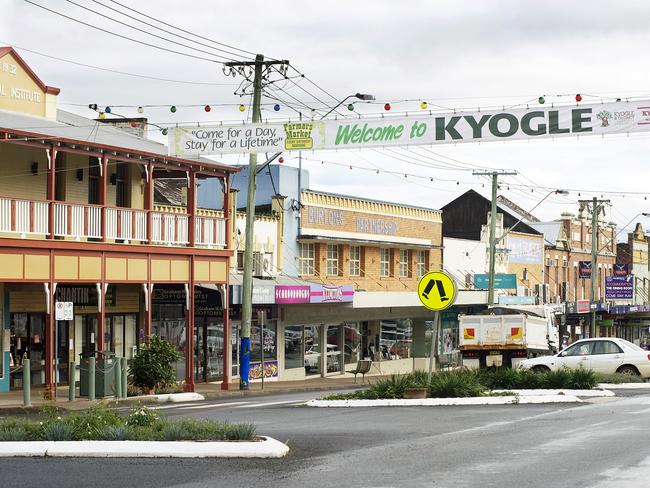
[55,320,69,385]
[76,314,98,358]
[325,325,342,374]
[304,325,321,376]
[194,318,206,382]
[9,313,46,389]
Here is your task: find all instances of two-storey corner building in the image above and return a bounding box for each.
[0,47,238,394]
[207,164,482,380]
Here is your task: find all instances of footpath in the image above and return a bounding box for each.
[0,375,369,413]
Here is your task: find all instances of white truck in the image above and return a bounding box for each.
[458,306,559,369]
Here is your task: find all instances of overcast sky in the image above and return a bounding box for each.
[4,0,650,238]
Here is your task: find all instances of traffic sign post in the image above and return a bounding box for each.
[417,272,457,376]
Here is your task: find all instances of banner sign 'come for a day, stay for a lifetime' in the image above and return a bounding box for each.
[169,100,650,156]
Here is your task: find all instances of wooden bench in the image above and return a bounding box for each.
[347,359,372,383]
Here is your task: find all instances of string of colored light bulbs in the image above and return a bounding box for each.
[293,154,650,200]
[83,91,639,129]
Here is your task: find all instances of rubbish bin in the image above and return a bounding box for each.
[79,351,117,398]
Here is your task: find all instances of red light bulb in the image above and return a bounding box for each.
[575,94,582,102]
[384,103,391,111]
[204,105,211,112]
[278,157,284,164]
[130,121,137,128]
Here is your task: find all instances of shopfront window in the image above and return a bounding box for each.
[344,322,361,364]
[152,302,185,381]
[251,320,277,363]
[284,326,303,369]
[380,319,412,360]
[326,325,341,373]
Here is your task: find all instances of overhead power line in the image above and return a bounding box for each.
[23,0,227,64]
[105,0,257,58]
[61,0,239,63]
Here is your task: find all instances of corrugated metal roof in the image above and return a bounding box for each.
[528,221,563,246]
[0,108,165,154]
[0,108,233,171]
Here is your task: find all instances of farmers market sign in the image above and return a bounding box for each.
[169,100,650,156]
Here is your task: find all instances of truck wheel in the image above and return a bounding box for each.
[532,365,550,373]
[617,365,640,376]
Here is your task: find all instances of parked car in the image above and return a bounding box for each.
[519,337,650,377]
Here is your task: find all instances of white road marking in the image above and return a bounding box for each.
[235,400,306,408]
[178,401,252,410]
[148,403,197,410]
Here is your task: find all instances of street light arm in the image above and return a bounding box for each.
[320,93,375,120]
[320,95,354,120]
[596,212,650,254]
[496,189,568,244]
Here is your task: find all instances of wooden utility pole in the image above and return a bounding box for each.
[224,55,289,390]
[472,170,517,305]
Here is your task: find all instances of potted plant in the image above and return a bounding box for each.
[128,336,181,395]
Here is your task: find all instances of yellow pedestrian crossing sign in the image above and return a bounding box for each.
[417,271,457,311]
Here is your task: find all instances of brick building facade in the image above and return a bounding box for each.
[297,190,443,290]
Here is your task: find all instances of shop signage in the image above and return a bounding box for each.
[577,299,590,314]
[579,261,592,279]
[55,285,116,307]
[605,275,634,300]
[249,360,279,382]
[473,273,517,290]
[152,285,223,316]
[169,100,650,156]
[497,295,536,305]
[230,284,276,304]
[309,284,354,304]
[275,285,310,304]
[613,263,630,277]
[355,217,398,236]
[596,319,614,327]
[307,207,344,226]
[508,237,542,264]
[54,302,73,321]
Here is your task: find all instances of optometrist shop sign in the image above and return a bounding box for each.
[170,100,650,156]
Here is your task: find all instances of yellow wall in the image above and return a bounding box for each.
[0,144,48,200]
[0,52,50,118]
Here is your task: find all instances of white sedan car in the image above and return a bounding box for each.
[519,338,650,378]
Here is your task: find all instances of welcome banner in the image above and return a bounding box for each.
[169,100,650,156]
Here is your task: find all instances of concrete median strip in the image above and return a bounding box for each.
[598,383,650,389]
[0,437,290,458]
[307,395,584,407]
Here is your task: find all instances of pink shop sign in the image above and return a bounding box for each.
[275,285,311,304]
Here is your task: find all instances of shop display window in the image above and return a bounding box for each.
[284,326,303,369]
[379,319,412,360]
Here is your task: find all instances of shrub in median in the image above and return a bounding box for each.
[0,404,256,442]
[428,370,486,398]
